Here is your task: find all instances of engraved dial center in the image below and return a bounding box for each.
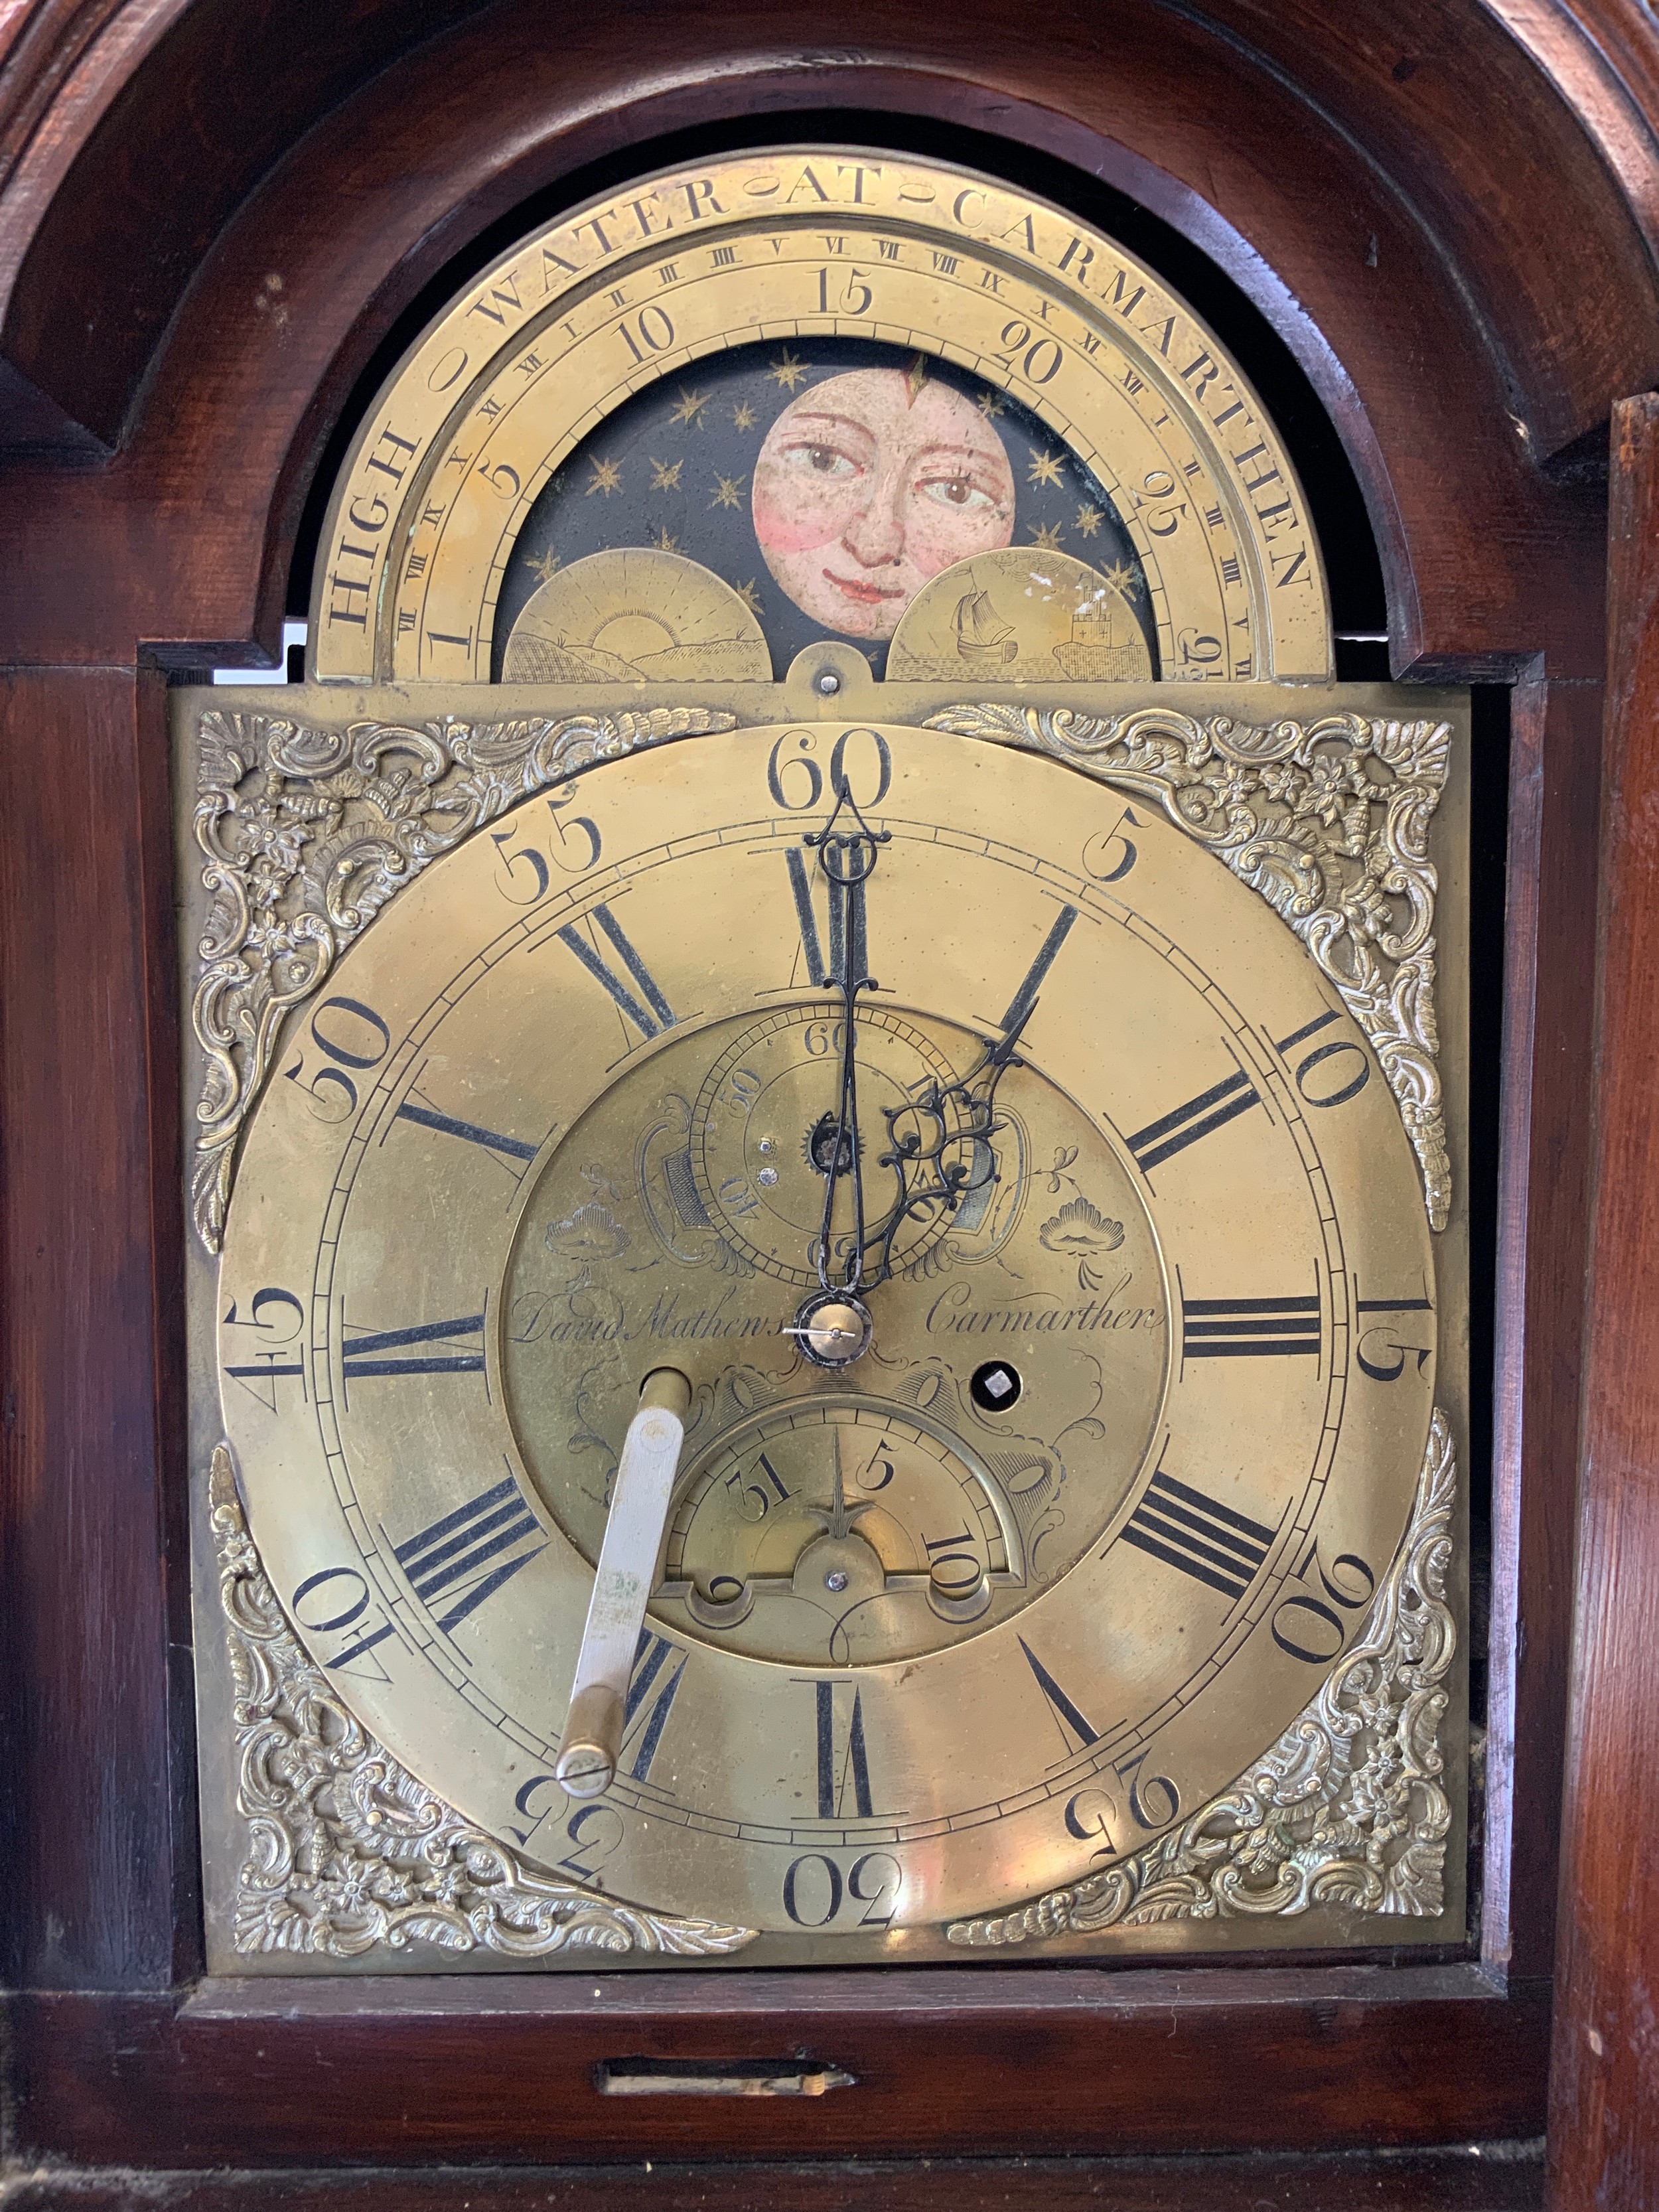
[499,984,1169,1606]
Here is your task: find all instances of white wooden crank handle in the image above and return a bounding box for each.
[555,1366,692,1799]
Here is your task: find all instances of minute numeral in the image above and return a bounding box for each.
[1275,1007,1372,1108]
[341,1312,484,1380]
[222,1284,306,1410]
[1355,1284,1435,1381]
[1182,1290,1321,1360]
[394,1475,543,1633]
[555,905,677,1040]
[290,1564,397,1676]
[222,1347,306,1409]
[1117,1470,1275,1603]
[1126,1065,1262,1174]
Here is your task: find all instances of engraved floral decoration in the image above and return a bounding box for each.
[924,705,1453,1229]
[946,1408,1456,1947]
[1037,1189,1125,1291]
[190,704,736,1254]
[210,1447,755,1961]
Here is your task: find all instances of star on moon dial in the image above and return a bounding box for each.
[216,721,1435,1942]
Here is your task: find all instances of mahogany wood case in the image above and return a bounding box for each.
[0,2,1656,2205]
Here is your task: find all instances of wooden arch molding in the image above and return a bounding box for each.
[0,0,1652,672]
[1,1,1655,2204]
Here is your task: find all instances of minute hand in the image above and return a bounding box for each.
[804,783,889,1295]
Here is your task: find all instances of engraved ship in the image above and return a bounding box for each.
[953,587,1019,663]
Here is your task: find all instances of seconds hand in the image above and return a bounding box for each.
[790,778,889,1370]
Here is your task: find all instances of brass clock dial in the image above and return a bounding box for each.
[216,719,1436,1943]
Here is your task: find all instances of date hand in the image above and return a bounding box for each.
[555,1366,691,1799]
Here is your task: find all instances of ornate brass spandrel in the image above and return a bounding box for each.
[924,701,1452,1230]
[210,1445,756,1962]
[945,1407,1456,1946]
[189,702,737,1253]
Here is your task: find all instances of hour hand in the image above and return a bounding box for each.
[555,1368,691,1799]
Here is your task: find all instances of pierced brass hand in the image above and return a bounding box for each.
[803,779,888,1299]
[788,781,889,1370]
[807,1426,878,1544]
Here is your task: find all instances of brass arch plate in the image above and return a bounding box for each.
[310,150,1332,686]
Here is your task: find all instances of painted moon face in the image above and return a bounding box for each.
[751,368,1017,639]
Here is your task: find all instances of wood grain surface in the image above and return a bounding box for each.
[0,0,1611,678]
[1485,671,1604,1984]
[7,1970,1549,2166]
[0,664,190,1994]
[1546,395,1659,2209]
[0,2144,1550,2211]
